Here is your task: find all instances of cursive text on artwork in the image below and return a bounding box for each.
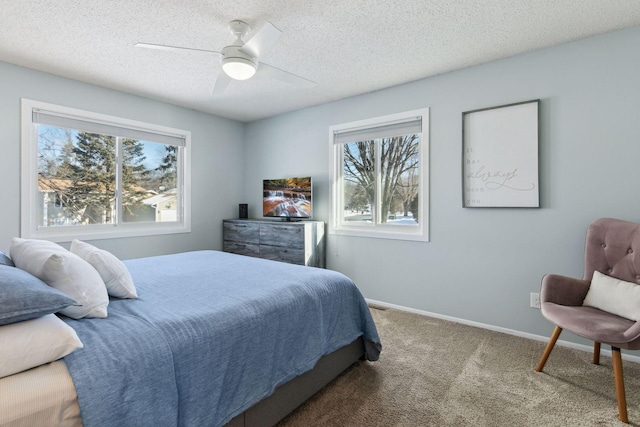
[466,165,535,191]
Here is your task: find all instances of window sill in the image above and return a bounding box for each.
[22,222,190,243]
[329,226,428,242]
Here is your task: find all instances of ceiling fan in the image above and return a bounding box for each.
[135,20,316,95]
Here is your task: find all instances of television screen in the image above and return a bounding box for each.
[263,177,312,219]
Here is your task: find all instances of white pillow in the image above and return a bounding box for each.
[0,314,83,378]
[70,239,137,299]
[583,271,640,321]
[10,238,109,319]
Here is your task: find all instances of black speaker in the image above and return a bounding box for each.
[239,203,248,219]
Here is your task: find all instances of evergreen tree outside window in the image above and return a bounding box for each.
[329,109,429,242]
[22,99,191,241]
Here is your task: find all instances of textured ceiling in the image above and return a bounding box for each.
[1,1,640,122]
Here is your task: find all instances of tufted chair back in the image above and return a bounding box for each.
[584,218,640,285]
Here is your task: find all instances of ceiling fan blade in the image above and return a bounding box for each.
[211,71,232,96]
[239,23,282,58]
[258,62,317,88]
[135,42,221,56]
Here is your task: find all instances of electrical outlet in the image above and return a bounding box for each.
[530,292,541,309]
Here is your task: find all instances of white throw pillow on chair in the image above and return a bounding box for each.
[583,270,640,321]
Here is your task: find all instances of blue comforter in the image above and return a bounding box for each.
[62,250,381,427]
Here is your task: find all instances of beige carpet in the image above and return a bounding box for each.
[277,307,640,426]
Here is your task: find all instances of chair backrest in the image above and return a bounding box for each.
[584,218,640,284]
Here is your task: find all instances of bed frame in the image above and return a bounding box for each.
[226,337,365,427]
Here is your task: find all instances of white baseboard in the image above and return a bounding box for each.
[366,298,640,364]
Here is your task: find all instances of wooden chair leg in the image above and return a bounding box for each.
[593,342,601,365]
[536,326,562,372]
[612,346,629,423]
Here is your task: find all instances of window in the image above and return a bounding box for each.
[21,99,191,241]
[329,108,429,241]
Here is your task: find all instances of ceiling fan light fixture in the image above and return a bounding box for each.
[137,19,315,95]
[222,57,257,80]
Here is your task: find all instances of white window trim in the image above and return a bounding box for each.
[21,99,191,242]
[329,108,429,242]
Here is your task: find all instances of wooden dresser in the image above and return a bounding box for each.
[222,219,325,268]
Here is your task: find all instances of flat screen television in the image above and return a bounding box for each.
[263,177,312,220]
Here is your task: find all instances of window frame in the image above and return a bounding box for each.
[329,108,429,242]
[21,98,191,242]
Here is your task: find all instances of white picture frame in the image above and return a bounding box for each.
[462,100,540,208]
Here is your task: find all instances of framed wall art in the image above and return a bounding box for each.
[462,99,540,208]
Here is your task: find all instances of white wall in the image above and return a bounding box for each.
[244,25,640,341]
[0,61,245,259]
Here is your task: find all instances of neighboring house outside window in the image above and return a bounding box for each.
[21,99,191,241]
[329,108,429,242]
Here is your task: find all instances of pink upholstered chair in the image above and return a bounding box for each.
[536,218,640,423]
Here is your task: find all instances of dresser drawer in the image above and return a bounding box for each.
[222,219,324,267]
[259,245,304,264]
[223,240,260,257]
[223,221,260,243]
[259,223,304,248]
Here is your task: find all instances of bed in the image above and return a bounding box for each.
[0,248,381,427]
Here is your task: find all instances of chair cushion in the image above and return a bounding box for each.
[583,271,640,321]
[541,302,640,349]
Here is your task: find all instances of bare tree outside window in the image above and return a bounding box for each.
[330,108,428,241]
[342,134,420,225]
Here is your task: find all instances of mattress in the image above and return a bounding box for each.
[0,361,81,427]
